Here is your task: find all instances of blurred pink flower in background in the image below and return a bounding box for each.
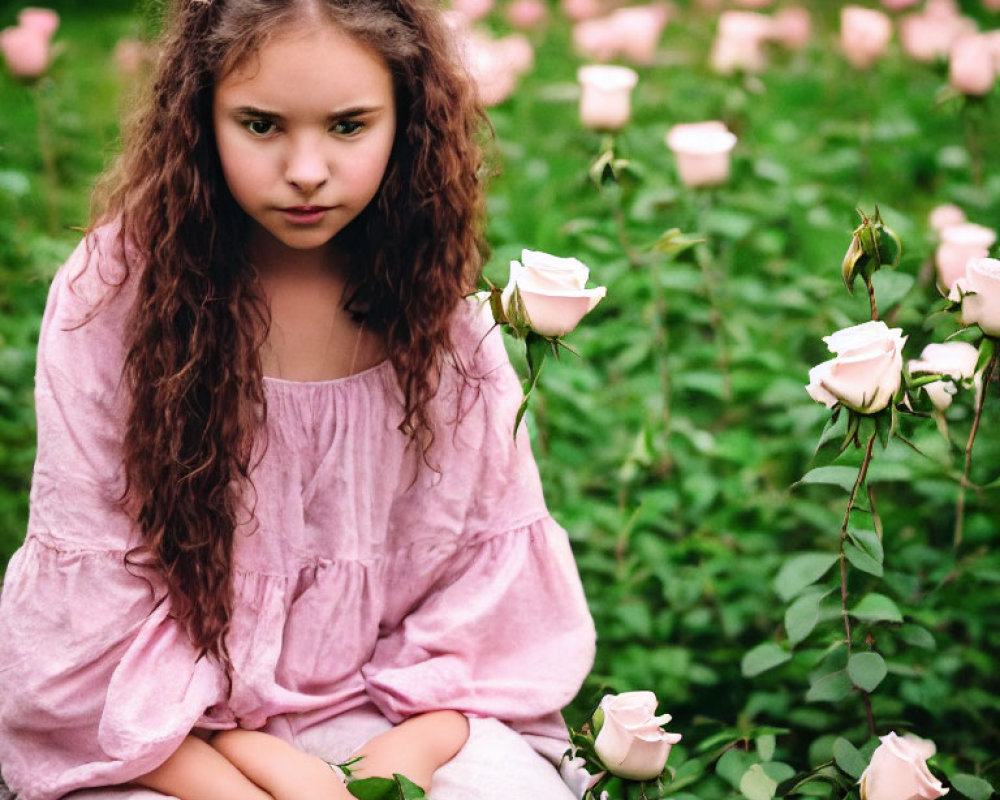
[935,222,996,290]
[665,121,738,188]
[1,6,58,81]
[909,342,980,411]
[928,203,966,234]
[451,27,534,106]
[451,0,494,23]
[573,18,619,61]
[949,33,996,95]
[840,6,893,68]
[772,7,812,50]
[497,33,534,75]
[561,0,604,22]
[734,0,773,8]
[113,37,154,76]
[577,64,639,131]
[881,0,919,11]
[505,0,548,30]
[710,10,774,74]
[606,4,670,65]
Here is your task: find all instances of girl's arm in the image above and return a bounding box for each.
[134,735,274,800]
[348,710,470,792]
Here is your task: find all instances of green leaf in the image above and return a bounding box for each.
[844,542,883,577]
[847,528,884,565]
[395,775,427,800]
[348,777,399,800]
[717,748,754,788]
[774,553,840,601]
[785,592,822,645]
[653,227,705,256]
[797,466,860,493]
[851,593,903,624]
[847,652,888,692]
[899,624,937,650]
[833,737,868,779]
[741,764,779,800]
[742,642,792,677]
[976,337,996,374]
[949,773,995,800]
[757,734,777,762]
[805,670,853,703]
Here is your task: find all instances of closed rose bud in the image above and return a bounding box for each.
[607,5,670,65]
[841,6,893,68]
[451,0,494,22]
[665,121,738,188]
[572,19,618,61]
[710,11,773,74]
[859,732,948,800]
[772,7,812,50]
[577,64,639,131]
[0,24,51,80]
[562,0,604,21]
[935,223,996,290]
[949,34,996,96]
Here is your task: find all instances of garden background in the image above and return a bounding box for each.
[1,0,998,797]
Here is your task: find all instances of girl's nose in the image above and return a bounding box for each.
[284,137,329,194]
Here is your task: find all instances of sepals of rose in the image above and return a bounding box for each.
[495,249,607,338]
[591,691,682,782]
[806,320,907,415]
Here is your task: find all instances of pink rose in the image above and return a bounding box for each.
[806,321,907,414]
[451,0,494,22]
[577,64,638,131]
[909,341,979,410]
[505,0,548,30]
[665,121,738,188]
[898,11,975,62]
[606,5,670,65]
[935,223,996,290]
[0,24,50,80]
[859,732,949,800]
[952,257,1000,338]
[593,691,682,781]
[710,11,774,74]
[841,6,893,68]
[772,8,812,50]
[17,7,59,39]
[881,0,919,10]
[561,0,604,21]
[572,19,618,61]
[502,249,607,338]
[949,34,996,96]
[928,204,966,234]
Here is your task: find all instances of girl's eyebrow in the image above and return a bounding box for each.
[231,104,384,119]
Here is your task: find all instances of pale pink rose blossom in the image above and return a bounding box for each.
[665,121,738,188]
[502,250,607,338]
[710,11,773,74]
[881,0,919,10]
[577,64,639,131]
[952,257,1000,338]
[561,0,604,21]
[497,33,534,76]
[505,0,548,30]
[558,755,605,800]
[909,341,979,411]
[935,223,996,290]
[17,7,58,39]
[898,12,973,62]
[928,204,966,234]
[593,692,682,781]
[0,24,50,79]
[949,34,996,95]
[451,0,494,22]
[572,18,619,61]
[859,733,948,800]
[840,6,893,68]
[806,321,907,414]
[607,5,670,65]
[771,7,812,50]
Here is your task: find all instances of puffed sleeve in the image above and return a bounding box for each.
[362,304,596,760]
[0,230,226,800]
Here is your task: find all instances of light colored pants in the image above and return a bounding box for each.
[61,710,577,800]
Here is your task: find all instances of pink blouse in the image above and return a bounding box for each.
[0,227,596,800]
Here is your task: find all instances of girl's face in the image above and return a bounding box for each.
[212,20,397,258]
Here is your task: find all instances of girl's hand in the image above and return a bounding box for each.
[349,710,470,792]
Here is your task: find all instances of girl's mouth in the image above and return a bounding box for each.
[281,206,333,224]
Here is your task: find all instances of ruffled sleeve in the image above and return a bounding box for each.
[362,305,596,755]
[0,230,226,800]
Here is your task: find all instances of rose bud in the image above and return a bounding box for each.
[577,64,639,131]
[840,6,893,69]
[772,7,812,50]
[928,204,966,234]
[935,223,996,291]
[607,4,670,65]
[0,24,51,80]
[17,7,59,39]
[951,257,1000,338]
[859,732,949,800]
[909,341,979,411]
[505,0,548,30]
[806,320,907,414]
[949,34,997,96]
[710,10,774,74]
[592,691,682,782]
[502,249,606,337]
[665,121,738,188]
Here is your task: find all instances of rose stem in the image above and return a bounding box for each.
[953,344,997,549]
[692,190,731,401]
[840,429,877,734]
[865,276,879,321]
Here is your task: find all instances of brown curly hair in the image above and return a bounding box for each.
[92,0,487,667]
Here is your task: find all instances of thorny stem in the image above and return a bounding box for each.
[954,346,997,549]
[840,430,878,736]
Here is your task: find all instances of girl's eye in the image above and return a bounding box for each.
[331,119,364,136]
[245,119,275,137]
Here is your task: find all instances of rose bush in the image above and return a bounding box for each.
[951,257,1000,338]
[908,341,979,411]
[806,320,907,414]
[859,732,949,800]
[592,691,682,781]
[501,250,606,337]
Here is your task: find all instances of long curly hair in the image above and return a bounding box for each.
[92,0,487,667]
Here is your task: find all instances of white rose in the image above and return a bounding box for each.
[951,257,1000,337]
[806,320,907,414]
[593,691,682,781]
[908,341,979,411]
[502,249,607,337]
[558,754,603,800]
[859,732,949,800]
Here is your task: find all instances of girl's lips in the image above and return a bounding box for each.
[280,206,333,224]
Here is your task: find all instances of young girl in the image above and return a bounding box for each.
[0,1,596,798]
